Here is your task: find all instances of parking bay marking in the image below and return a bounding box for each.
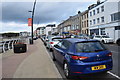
[107,71,120,79]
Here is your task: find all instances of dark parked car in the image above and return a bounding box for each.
[52,38,113,78]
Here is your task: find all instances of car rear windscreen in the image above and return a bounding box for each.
[76,41,107,53]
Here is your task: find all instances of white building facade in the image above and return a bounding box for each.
[88,0,120,42]
[45,24,56,36]
[36,27,46,36]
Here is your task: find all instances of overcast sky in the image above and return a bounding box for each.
[1,0,104,33]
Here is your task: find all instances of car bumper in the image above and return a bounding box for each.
[106,40,114,43]
[69,59,113,75]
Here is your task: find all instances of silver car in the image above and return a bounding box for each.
[46,36,63,51]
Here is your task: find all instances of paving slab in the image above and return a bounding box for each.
[12,39,62,78]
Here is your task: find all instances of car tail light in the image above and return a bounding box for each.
[71,56,88,60]
[107,52,112,56]
[50,42,54,44]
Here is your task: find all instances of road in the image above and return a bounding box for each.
[46,43,120,80]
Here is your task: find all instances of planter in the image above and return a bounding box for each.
[13,43,27,53]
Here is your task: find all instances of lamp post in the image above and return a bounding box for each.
[28,0,37,44]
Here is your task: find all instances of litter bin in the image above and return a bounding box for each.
[29,38,33,44]
[13,44,27,53]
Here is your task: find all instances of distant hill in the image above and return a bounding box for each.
[1,32,19,37]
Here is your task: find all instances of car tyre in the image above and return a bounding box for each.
[63,62,72,79]
[117,39,120,46]
[102,40,105,43]
[100,71,108,74]
[49,48,53,52]
[52,51,56,61]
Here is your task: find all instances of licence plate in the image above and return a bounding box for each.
[91,65,106,70]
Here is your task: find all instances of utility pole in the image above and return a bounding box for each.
[29,0,37,44]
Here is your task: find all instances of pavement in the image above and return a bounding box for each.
[2,39,62,78]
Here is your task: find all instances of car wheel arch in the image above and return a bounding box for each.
[102,40,105,43]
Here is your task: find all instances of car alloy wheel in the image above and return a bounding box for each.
[63,62,71,79]
[64,63,69,76]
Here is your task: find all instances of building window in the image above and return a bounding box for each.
[93,10,95,15]
[87,20,88,27]
[87,14,88,18]
[90,20,92,25]
[101,6,104,12]
[84,15,86,19]
[68,26,70,31]
[93,19,96,24]
[76,25,79,29]
[90,12,92,16]
[90,29,99,35]
[97,8,99,14]
[115,26,120,30]
[111,12,120,22]
[82,16,83,19]
[97,18,100,23]
[82,22,84,27]
[84,21,86,27]
[101,16,104,22]
[101,28,105,35]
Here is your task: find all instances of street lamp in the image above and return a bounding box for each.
[28,0,37,44]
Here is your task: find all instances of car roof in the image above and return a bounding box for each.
[63,38,99,43]
[51,36,62,38]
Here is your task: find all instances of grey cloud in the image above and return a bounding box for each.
[2,2,93,24]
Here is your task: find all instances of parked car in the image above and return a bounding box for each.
[116,38,120,46]
[75,34,91,39]
[33,37,38,40]
[93,35,114,43]
[40,35,46,42]
[46,36,63,51]
[52,38,113,78]
[42,35,53,46]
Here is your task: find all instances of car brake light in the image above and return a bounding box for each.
[71,56,88,60]
[50,42,54,44]
[107,52,112,56]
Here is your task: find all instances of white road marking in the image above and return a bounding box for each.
[107,71,120,79]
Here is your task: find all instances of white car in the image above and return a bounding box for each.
[46,36,63,51]
[93,35,114,43]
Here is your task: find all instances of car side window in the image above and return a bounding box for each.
[61,41,71,49]
[57,41,62,48]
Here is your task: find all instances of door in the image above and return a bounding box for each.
[54,40,69,64]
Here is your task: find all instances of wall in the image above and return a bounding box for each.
[45,27,52,35]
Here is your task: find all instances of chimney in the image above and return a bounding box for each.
[97,0,100,4]
[78,11,81,14]
[69,16,72,18]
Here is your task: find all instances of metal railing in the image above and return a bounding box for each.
[0,38,26,53]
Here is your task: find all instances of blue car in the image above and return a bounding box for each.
[52,38,113,78]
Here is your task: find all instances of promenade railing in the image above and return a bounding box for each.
[0,37,28,53]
